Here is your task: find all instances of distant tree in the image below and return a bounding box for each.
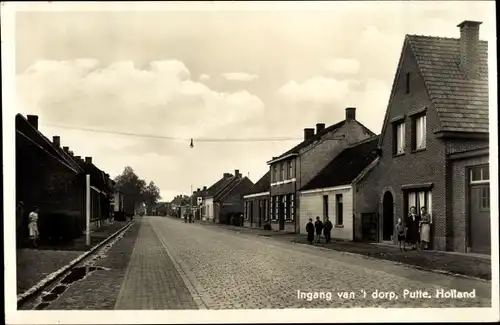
[114,166,147,213]
[143,181,162,214]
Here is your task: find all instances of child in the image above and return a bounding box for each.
[396,218,407,251]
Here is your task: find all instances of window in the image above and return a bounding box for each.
[282,195,287,220]
[470,165,490,184]
[393,121,405,155]
[244,201,249,220]
[412,114,426,150]
[273,196,279,220]
[405,72,411,93]
[288,161,293,179]
[407,190,432,223]
[273,166,277,183]
[336,194,343,225]
[323,195,329,221]
[281,163,285,181]
[480,187,490,210]
[263,200,269,222]
[290,194,294,221]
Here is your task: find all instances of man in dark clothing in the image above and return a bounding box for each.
[306,218,315,244]
[323,216,333,244]
[314,216,324,243]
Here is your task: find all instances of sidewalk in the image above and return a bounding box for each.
[200,222,492,281]
[16,220,131,296]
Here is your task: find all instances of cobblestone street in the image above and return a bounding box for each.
[28,216,491,310]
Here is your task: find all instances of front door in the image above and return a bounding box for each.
[279,196,285,231]
[249,201,254,226]
[469,184,490,253]
[382,191,394,241]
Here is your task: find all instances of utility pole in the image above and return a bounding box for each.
[86,174,91,246]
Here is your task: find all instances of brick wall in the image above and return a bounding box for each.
[354,42,449,250]
[300,187,353,240]
[446,138,489,154]
[449,155,489,252]
[244,194,269,228]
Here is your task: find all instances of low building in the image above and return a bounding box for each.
[201,172,237,221]
[355,20,490,253]
[243,171,270,229]
[299,136,379,240]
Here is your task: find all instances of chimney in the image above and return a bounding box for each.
[197,188,201,192]
[85,157,92,164]
[69,151,74,157]
[63,146,69,153]
[52,136,60,147]
[27,115,39,130]
[223,173,232,178]
[203,186,207,191]
[458,20,482,79]
[316,123,325,134]
[304,128,315,140]
[346,107,356,120]
[75,155,81,160]
[235,169,241,178]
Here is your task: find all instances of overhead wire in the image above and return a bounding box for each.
[43,123,303,143]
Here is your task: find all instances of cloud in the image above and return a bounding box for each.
[324,58,361,75]
[276,75,389,134]
[221,72,258,82]
[198,74,210,81]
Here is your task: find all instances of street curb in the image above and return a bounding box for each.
[288,240,491,283]
[17,221,135,309]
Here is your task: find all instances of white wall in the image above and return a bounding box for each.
[299,186,353,240]
[203,197,214,221]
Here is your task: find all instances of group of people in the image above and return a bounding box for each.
[305,216,333,244]
[396,206,432,251]
[16,201,40,248]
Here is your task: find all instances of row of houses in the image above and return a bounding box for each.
[241,20,491,254]
[16,113,121,243]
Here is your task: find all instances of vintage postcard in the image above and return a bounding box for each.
[2,1,499,324]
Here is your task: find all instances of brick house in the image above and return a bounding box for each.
[16,113,116,240]
[16,114,86,241]
[266,108,375,233]
[243,171,270,229]
[299,136,379,240]
[354,21,490,253]
[202,170,254,224]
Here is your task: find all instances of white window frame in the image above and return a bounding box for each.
[263,199,269,222]
[281,163,285,181]
[395,122,405,154]
[283,195,287,221]
[470,165,490,185]
[290,194,294,221]
[288,161,293,180]
[272,196,278,221]
[415,115,426,150]
[244,201,249,220]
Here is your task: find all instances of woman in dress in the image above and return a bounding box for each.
[419,206,431,250]
[28,206,40,248]
[406,206,420,250]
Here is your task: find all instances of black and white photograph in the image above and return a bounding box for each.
[2,1,499,323]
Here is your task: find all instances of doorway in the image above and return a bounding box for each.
[382,191,394,241]
[279,196,285,231]
[469,184,490,253]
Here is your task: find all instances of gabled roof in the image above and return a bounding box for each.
[216,177,254,202]
[407,35,488,133]
[16,114,83,173]
[206,175,235,197]
[245,171,270,195]
[214,177,241,201]
[269,119,375,164]
[300,136,380,191]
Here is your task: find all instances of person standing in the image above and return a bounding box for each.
[28,207,40,248]
[395,218,407,251]
[406,206,420,250]
[306,218,315,244]
[419,206,431,250]
[323,216,333,244]
[314,216,324,243]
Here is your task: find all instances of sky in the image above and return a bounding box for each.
[13,1,496,202]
